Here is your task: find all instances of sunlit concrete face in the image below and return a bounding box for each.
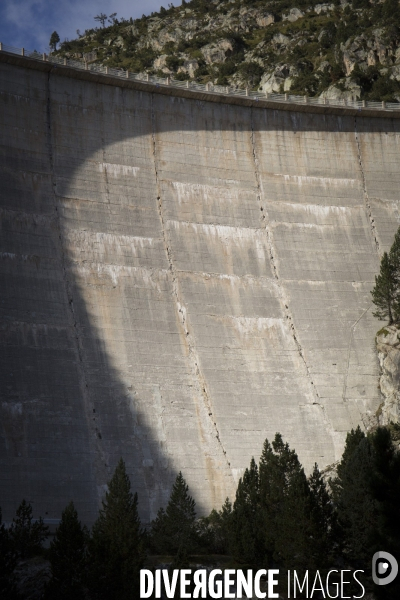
[1,56,399,524]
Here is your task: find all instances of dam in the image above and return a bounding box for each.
[1,50,400,524]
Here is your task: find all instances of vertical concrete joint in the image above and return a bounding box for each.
[249,108,333,434]
[150,94,233,479]
[45,71,108,492]
[354,117,380,255]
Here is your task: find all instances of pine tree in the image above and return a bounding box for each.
[151,472,196,555]
[45,501,87,600]
[308,464,338,571]
[369,427,400,600]
[335,436,379,568]
[0,507,19,599]
[230,458,265,566]
[389,228,400,320]
[371,252,399,325]
[259,437,281,563]
[9,499,48,559]
[330,426,366,502]
[49,31,60,52]
[332,426,400,598]
[271,435,312,572]
[217,497,233,553]
[259,434,315,572]
[88,459,145,600]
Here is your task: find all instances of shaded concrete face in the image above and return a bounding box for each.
[1,59,399,523]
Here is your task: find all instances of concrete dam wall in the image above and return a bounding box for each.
[1,53,400,524]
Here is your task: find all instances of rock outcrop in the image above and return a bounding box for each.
[376,326,400,425]
[54,0,400,101]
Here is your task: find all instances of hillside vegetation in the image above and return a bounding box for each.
[54,0,400,101]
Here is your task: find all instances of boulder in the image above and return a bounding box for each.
[153,54,172,74]
[178,59,199,78]
[259,64,298,94]
[201,39,234,64]
[271,33,291,50]
[375,326,400,425]
[320,78,361,101]
[314,3,335,14]
[282,8,305,22]
[256,13,275,27]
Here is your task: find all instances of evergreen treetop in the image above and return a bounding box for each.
[371,227,400,324]
[88,458,145,600]
[0,507,19,599]
[151,471,197,554]
[46,501,87,600]
[9,499,48,559]
[230,457,264,566]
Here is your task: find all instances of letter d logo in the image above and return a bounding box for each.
[372,551,398,586]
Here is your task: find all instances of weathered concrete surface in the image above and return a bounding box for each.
[1,55,399,523]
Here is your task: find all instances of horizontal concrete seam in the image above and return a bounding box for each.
[2,51,400,120]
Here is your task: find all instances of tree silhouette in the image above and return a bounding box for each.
[9,499,48,559]
[0,507,19,599]
[151,471,196,554]
[45,501,87,600]
[371,252,398,324]
[371,227,400,324]
[88,459,145,600]
[230,458,265,565]
[94,13,107,28]
[49,31,60,52]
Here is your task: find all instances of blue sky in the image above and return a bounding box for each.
[0,1,168,52]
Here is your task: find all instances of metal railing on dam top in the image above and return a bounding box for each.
[1,41,400,113]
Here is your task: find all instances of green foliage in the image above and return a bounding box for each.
[308,464,338,569]
[230,458,265,565]
[87,459,145,600]
[51,0,400,100]
[260,434,313,572]
[94,13,108,28]
[49,31,60,51]
[371,228,400,323]
[372,251,398,324]
[331,427,400,598]
[195,497,233,553]
[367,75,400,103]
[45,501,87,600]
[165,55,184,71]
[238,61,264,87]
[0,508,19,599]
[9,499,48,559]
[150,471,197,555]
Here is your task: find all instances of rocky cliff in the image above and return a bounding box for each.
[376,325,400,425]
[54,0,400,101]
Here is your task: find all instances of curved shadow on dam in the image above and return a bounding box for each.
[2,58,400,524]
